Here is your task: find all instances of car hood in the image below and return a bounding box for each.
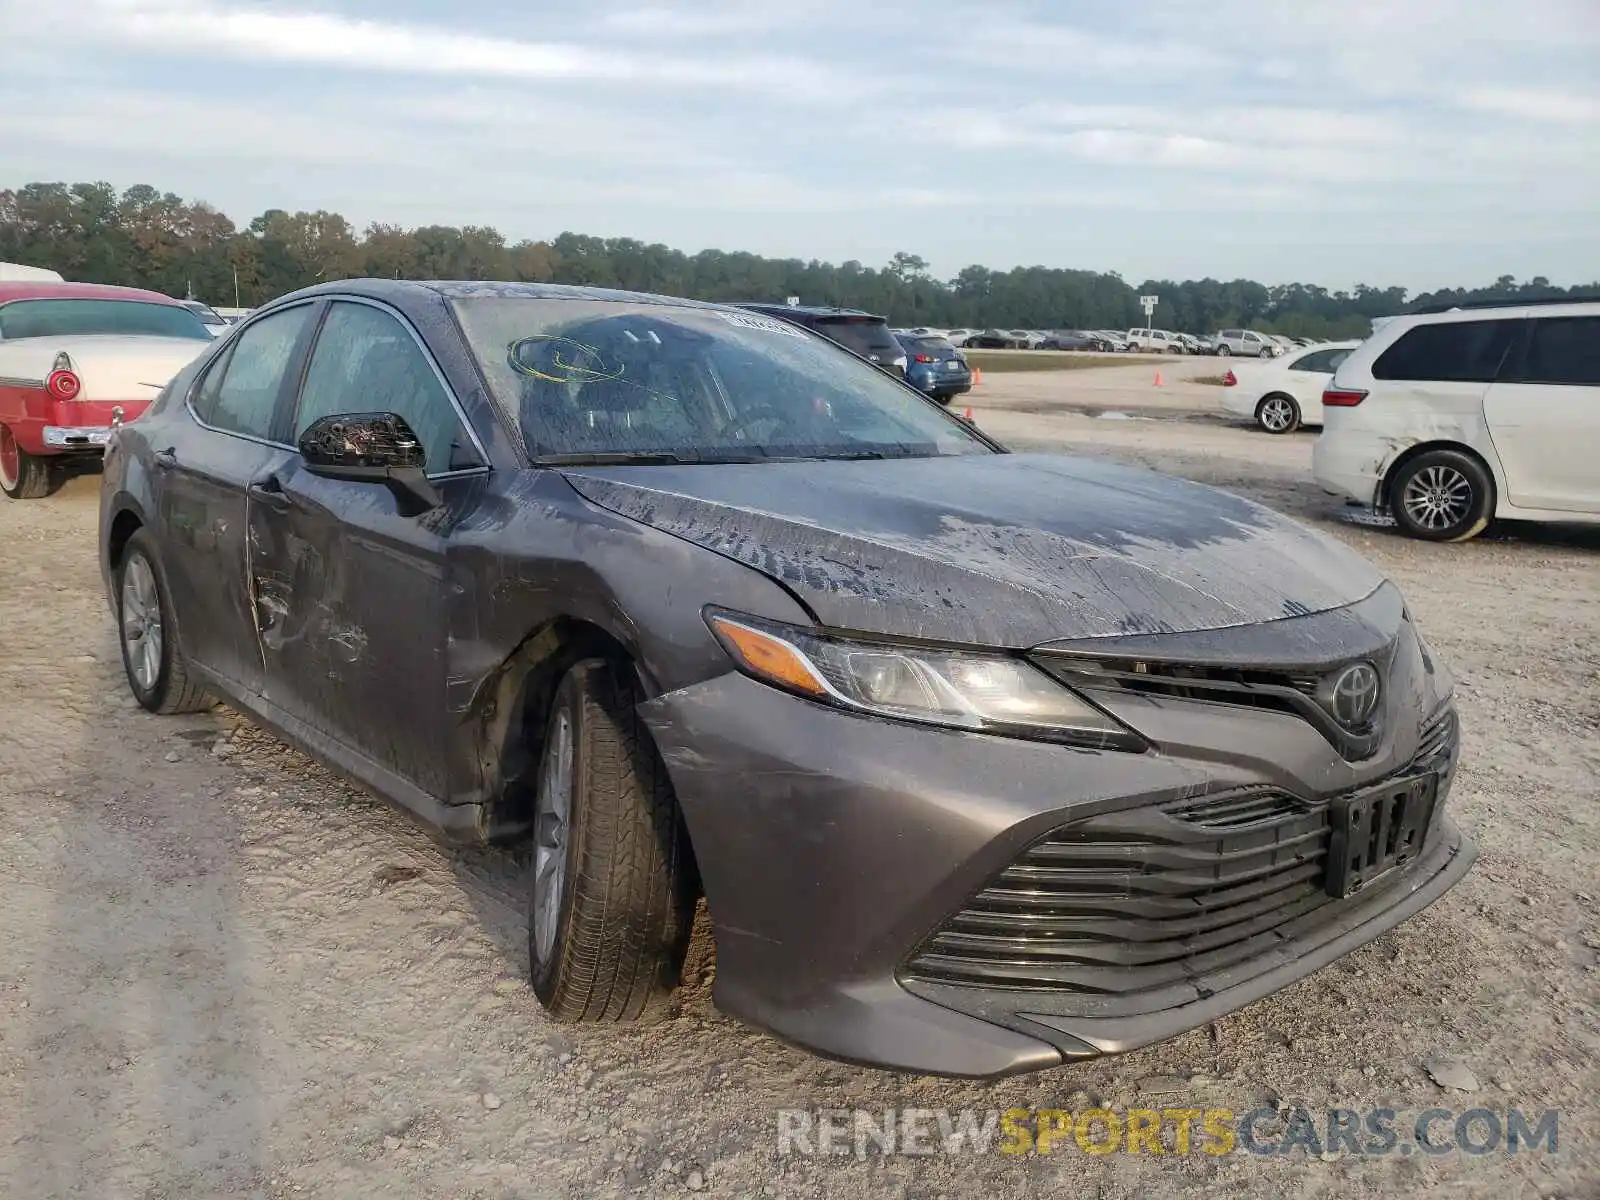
[559,452,1386,647]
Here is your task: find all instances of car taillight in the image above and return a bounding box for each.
[914,354,936,363]
[1223,369,1237,386]
[46,369,82,400]
[1322,388,1368,407]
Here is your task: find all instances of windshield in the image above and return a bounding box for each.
[452,298,993,463]
[0,299,212,341]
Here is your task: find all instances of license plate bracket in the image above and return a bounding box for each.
[1325,774,1438,898]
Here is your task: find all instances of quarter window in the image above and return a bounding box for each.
[294,301,475,474]
[192,305,312,440]
[1514,316,1600,386]
[1372,319,1518,383]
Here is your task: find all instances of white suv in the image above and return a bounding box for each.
[1312,300,1600,541]
[1213,329,1278,357]
[1124,328,1184,353]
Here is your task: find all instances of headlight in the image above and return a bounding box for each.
[705,610,1146,751]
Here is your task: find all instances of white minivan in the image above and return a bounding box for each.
[1313,300,1600,541]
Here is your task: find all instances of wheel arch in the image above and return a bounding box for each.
[1378,440,1499,511]
[473,615,687,855]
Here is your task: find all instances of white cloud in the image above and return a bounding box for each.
[0,0,1595,284]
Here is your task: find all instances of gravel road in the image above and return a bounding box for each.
[2,364,1596,1198]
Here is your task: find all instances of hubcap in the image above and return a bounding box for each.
[0,427,18,490]
[532,709,573,962]
[120,555,163,692]
[1402,464,1473,530]
[1260,397,1295,431]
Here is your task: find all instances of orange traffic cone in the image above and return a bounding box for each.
[1153,370,1164,387]
[963,405,974,420]
[972,367,983,386]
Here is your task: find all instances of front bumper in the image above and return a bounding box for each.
[43,425,114,450]
[640,660,1474,1078]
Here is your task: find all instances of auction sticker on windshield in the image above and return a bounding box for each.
[714,310,808,338]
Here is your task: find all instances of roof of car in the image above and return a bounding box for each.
[277,278,727,311]
[1409,294,1600,315]
[0,281,189,305]
[733,302,887,321]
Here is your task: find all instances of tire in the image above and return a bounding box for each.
[115,529,213,714]
[1216,345,1231,357]
[0,425,53,499]
[1388,450,1494,542]
[1255,393,1301,434]
[530,658,694,1023]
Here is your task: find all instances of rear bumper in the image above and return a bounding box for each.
[1312,429,1387,506]
[640,664,1473,1078]
[44,425,114,450]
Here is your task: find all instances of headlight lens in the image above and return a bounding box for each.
[706,611,1146,750]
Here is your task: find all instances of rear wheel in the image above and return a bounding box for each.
[530,658,694,1022]
[116,530,212,713]
[1256,393,1301,434]
[0,426,53,499]
[1216,345,1231,357]
[1389,450,1494,542]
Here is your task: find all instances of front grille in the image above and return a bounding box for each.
[1417,706,1456,765]
[902,800,1333,995]
[1030,649,1396,763]
[1165,790,1307,829]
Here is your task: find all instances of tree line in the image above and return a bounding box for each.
[3,181,1593,339]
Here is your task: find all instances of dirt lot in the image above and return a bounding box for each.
[2,363,1596,1198]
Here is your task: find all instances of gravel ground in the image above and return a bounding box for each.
[2,364,1596,1198]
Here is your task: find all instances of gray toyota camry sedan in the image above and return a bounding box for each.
[99,280,1474,1078]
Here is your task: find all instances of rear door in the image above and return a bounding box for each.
[1483,315,1600,513]
[155,302,318,693]
[246,297,487,799]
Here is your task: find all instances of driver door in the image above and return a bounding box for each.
[245,298,486,798]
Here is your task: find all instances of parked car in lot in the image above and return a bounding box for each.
[99,278,1474,1077]
[1314,299,1600,541]
[1188,333,1220,355]
[1214,329,1278,357]
[1039,330,1112,352]
[1219,340,1360,432]
[943,328,978,347]
[894,331,972,403]
[1094,329,1134,352]
[1124,328,1186,353]
[733,303,907,378]
[180,299,231,337]
[0,282,214,498]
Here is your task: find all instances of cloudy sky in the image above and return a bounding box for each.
[2,0,1597,289]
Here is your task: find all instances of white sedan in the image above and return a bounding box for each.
[1218,340,1360,433]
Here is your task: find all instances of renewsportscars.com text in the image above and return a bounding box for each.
[775,1106,1560,1159]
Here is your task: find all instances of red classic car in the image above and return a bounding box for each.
[0,281,215,498]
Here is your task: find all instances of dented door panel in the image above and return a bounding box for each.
[246,460,459,798]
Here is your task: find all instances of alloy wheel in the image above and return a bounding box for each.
[532,709,574,963]
[120,555,164,692]
[1259,397,1297,432]
[1401,464,1473,531]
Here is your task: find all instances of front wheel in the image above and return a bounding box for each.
[530,658,695,1022]
[1256,394,1301,434]
[1216,345,1231,357]
[0,426,53,499]
[1389,451,1494,542]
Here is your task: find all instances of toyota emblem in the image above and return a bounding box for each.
[1326,662,1382,729]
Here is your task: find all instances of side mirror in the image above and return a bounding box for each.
[298,412,441,515]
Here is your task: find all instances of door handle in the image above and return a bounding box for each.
[246,474,292,513]
[152,447,177,469]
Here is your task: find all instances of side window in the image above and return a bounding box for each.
[1372,319,1518,383]
[1221,329,1241,341]
[1292,348,1344,373]
[1515,316,1600,386]
[294,301,474,474]
[193,305,312,439]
